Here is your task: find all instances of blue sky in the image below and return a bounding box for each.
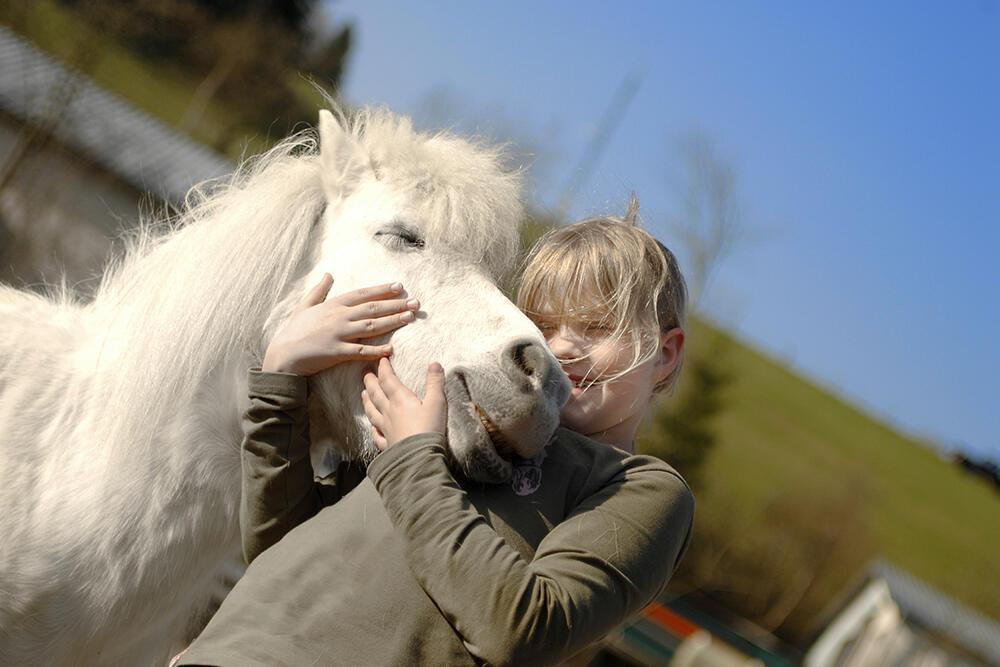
[326,1,999,458]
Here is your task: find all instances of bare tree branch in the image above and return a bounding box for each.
[665,131,743,306]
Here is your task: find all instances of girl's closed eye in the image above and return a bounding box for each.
[584,322,613,334]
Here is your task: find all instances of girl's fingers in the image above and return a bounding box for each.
[372,425,388,451]
[422,362,448,434]
[361,390,383,429]
[423,362,447,405]
[363,378,390,451]
[299,273,334,309]
[363,371,390,411]
[333,282,404,308]
[349,311,415,339]
[346,298,419,321]
[337,343,394,362]
[377,357,412,399]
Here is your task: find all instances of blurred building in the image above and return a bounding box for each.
[564,597,796,667]
[805,561,1000,667]
[0,26,231,293]
[571,558,1000,667]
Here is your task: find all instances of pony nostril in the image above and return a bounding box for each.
[507,339,545,381]
[504,339,564,399]
[512,342,536,377]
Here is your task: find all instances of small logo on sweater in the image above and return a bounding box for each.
[511,449,547,496]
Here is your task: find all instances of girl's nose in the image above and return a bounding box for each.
[546,325,583,359]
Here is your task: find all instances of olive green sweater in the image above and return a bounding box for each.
[179,368,694,667]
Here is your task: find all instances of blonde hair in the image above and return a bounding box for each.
[517,193,688,394]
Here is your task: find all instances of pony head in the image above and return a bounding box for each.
[290,108,569,482]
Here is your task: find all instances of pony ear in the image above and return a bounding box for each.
[318,109,367,200]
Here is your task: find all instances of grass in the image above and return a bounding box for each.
[684,316,1000,621]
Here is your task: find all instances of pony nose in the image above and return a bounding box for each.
[502,338,571,406]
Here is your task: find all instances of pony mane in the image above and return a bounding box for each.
[83,129,324,459]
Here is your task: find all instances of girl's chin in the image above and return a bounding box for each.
[560,398,600,432]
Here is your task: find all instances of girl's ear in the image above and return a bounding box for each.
[653,327,685,385]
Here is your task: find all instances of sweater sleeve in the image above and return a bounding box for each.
[239,366,324,565]
[367,433,695,667]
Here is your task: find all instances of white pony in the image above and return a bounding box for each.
[0,106,570,666]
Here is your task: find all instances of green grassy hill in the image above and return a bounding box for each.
[682,316,998,624]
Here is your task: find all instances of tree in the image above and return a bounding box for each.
[55,0,354,144]
[666,131,744,304]
[638,326,732,494]
[637,132,744,492]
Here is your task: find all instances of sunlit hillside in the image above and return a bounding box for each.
[670,316,998,631]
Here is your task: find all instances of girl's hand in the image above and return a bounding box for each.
[262,273,419,376]
[362,357,447,451]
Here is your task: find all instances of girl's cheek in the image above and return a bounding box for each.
[596,342,633,374]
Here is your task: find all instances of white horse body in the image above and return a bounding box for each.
[0,107,569,665]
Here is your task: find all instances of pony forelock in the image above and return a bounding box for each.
[327,104,524,280]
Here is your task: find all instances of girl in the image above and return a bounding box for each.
[176,195,693,667]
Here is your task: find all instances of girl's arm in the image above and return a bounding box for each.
[240,273,417,564]
[239,366,322,565]
[362,360,695,667]
[369,435,692,667]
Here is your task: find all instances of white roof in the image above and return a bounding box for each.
[0,25,233,203]
[874,561,1000,665]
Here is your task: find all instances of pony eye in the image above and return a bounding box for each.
[375,227,425,251]
[397,231,425,248]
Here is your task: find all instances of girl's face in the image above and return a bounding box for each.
[530,314,661,445]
